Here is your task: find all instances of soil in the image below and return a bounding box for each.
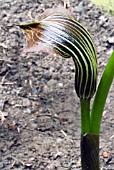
[0,0,114,169]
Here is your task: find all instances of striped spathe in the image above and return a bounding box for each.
[19,11,97,99]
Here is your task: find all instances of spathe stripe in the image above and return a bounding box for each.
[19,12,97,99]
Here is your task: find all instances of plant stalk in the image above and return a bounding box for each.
[80,99,90,134]
[80,99,100,170]
[90,51,114,134]
[81,133,99,170]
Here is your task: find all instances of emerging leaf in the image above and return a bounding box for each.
[19,7,97,99]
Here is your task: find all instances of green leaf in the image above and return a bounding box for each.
[91,0,114,14]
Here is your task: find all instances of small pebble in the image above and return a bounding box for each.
[108,37,114,44]
[22,98,31,107]
[103,151,109,158]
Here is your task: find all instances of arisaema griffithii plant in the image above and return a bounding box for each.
[19,7,114,170]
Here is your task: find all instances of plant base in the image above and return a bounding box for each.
[81,133,99,170]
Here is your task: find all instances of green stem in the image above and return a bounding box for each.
[90,51,114,134]
[80,99,90,134]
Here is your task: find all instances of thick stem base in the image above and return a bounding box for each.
[81,133,99,170]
